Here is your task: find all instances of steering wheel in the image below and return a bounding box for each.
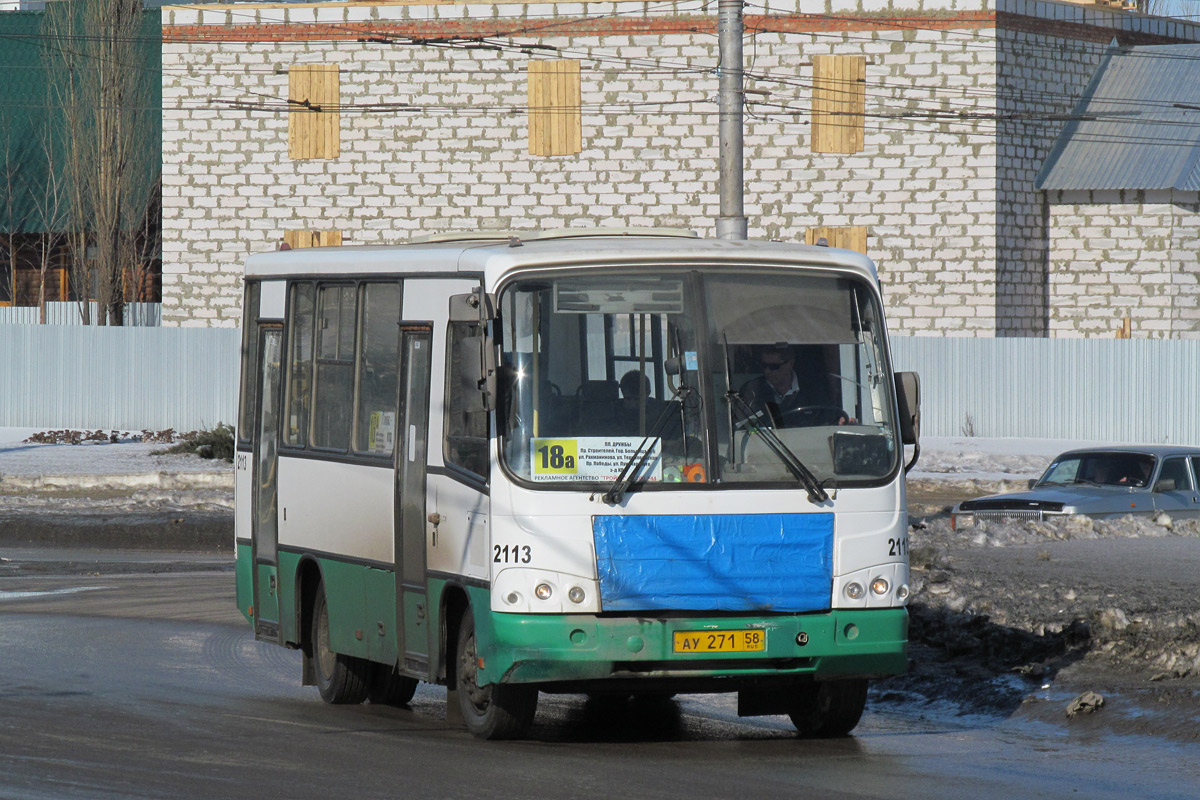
[777,406,847,428]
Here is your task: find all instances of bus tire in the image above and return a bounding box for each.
[455,606,537,740]
[311,584,369,705]
[368,663,418,706]
[788,679,868,738]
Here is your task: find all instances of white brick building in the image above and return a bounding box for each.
[1038,44,1200,338]
[160,0,1200,336]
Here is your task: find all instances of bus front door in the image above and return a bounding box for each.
[252,326,283,642]
[395,328,432,676]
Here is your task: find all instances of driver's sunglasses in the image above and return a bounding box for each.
[761,359,791,371]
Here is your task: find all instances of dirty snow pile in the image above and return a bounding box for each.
[0,428,232,513]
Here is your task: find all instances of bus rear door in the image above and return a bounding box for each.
[252,325,283,642]
[395,327,432,675]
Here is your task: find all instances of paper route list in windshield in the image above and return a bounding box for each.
[530,437,662,482]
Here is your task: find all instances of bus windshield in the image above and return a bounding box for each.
[498,269,899,488]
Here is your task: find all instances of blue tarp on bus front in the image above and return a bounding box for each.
[592,513,834,613]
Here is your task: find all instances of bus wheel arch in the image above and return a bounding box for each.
[310,578,370,704]
[296,557,324,664]
[440,585,470,688]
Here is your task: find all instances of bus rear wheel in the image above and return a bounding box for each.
[455,606,537,740]
[788,679,868,738]
[311,584,369,705]
[368,662,418,706]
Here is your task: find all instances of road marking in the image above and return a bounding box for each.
[0,586,103,601]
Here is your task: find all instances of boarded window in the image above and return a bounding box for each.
[288,64,340,160]
[811,55,865,155]
[528,60,582,157]
[283,230,343,250]
[806,226,868,255]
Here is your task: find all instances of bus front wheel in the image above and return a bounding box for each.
[455,607,537,740]
[788,679,868,738]
[311,584,369,705]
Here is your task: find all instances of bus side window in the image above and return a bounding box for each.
[354,282,401,455]
[284,282,315,447]
[444,320,488,477]
[312,284,356,451]
[237,281,261,447]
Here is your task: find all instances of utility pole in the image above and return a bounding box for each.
[715,0,747,240]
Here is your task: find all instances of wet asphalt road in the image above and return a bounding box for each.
[1,555,1199,800]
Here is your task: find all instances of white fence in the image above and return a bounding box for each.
[891,337,1200,444]
[0,302,162,327]
[0,325,238,431]
[0,327,1197,443]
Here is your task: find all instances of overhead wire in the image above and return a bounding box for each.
[0,2,1197,147]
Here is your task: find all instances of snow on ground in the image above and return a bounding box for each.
[0,427,229,480]
[909,436,1119,482]
[0,428,1100,483]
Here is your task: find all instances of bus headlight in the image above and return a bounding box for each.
[844,582,865,600]
[505,592,521,605]
[870,577,890,596]
[896,584,910,601]
[534,583,553,600]
[567,586,586,604]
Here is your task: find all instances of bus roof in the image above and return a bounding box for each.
[243,229,880,286]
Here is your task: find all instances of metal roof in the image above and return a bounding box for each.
[1036,44,1200,192]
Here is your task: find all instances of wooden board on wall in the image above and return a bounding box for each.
[528,60,582,157]
[283,230,343,249]
[811,55,865,155]
[288,65,340,160]
[806,226,867,254]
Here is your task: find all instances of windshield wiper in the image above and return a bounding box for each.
[727,390,829,504]
[602,389,690,505]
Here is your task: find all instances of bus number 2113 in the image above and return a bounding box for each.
[494,544,532,564]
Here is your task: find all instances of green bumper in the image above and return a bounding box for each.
[473,600,908,686]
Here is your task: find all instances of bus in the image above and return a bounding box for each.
[235,229,921,740]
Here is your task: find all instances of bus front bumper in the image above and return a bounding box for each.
[472,605,908,687]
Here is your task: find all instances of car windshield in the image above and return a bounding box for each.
[1037,453,1155,488]
[497,268,899,488]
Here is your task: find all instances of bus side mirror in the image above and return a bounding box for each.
[456,334,496,413]
[894,371,920,446]
[449,288,496,323]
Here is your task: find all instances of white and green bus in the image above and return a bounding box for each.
[235,229,921,740]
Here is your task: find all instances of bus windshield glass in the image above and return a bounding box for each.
[498,269,898,488]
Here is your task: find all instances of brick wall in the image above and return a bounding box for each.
[159,0,1200,331]
[1048,190,1200,339]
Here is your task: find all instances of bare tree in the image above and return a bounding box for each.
[0,114,31,309]
[43,0,158,326]
[32,89,70,325]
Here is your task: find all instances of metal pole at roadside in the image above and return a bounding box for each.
[715,0,748,240]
